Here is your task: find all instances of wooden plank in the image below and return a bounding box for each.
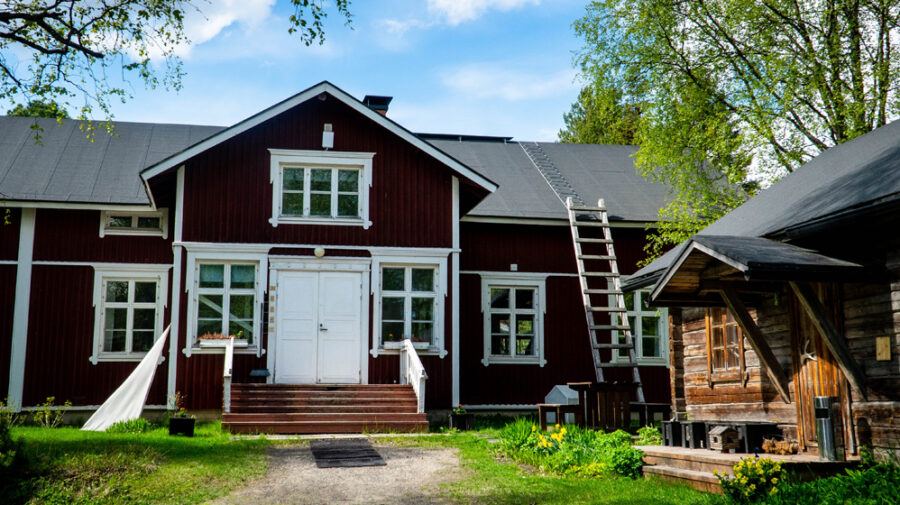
[789,281,868,401]
[719,288,792,404]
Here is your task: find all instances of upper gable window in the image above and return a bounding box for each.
[269,149,374,228]
[99,210,168,238]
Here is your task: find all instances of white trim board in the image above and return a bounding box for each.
[0,201,153,211]
[461,215,658,228]
[461,270,579,279]
[451,176,461,408]
[8,208,35,411]
[140,81,498,193]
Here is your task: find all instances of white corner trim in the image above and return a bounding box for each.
[451,176,461,407]
[8,208,35,411]
[168,166,185,405]
[140,81,497,193]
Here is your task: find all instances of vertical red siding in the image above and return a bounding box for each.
[22,266,168,406]
[33,209,173,263]
[0,266,16,396]
[181,97,452,248]
[0,208,20,260]
[458,222,670,406]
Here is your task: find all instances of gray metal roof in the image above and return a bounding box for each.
[428,139,670,221]
[0,116,224,205]
[625,118,900,291]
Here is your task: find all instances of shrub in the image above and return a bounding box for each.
[716,457,787,504]
[106,418,152,434]
[32,397,71,429]
[762,459,900,505]
[0,399,25,476]
[636,425,663,445]
[498,418,645,478]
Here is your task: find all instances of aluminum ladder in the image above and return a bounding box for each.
[567,197,645,403]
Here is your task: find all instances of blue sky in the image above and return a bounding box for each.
[107,0,587,141]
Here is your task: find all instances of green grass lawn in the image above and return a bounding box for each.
[4,421,722,505]
[4,422,268,505]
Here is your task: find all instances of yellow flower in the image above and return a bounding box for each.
[560,427,567,435]
[771,477,778,484]
[555,423,560,429]
[531,425,536,432]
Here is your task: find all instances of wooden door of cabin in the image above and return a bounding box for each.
[789,284,852,455]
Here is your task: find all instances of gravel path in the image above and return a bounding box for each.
[208,442,462,505]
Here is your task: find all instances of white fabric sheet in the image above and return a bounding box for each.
[81,326,170,431]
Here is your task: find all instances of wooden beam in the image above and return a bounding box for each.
[719,288,793,404]
[789,281,867,401]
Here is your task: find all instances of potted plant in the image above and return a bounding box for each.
[198,330,249,348]
[168,392,195,437]
[449,404,474,431]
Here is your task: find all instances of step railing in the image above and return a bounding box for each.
[223,337,235,414]
[399,338,428,413]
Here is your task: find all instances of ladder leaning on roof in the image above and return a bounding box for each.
[567,197,645,403]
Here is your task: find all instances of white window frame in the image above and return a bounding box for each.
[614,290,669,365]
[269,149,374,228]
[481,275,546,366]
[371,253,447,357]
[99,209,168,238]
[90,264,170,364]
[184,249,268,356]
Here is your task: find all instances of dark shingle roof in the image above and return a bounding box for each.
[625,118,900,291]
[428,139,670,221]
[0,116,224,205]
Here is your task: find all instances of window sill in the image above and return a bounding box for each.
[481,356,546,367]
[269,216,372,228]
[198,339,249,348]
[370,347,447,358]
[92,353,166,364]
[183,346,265,356]
[102,229,166,238]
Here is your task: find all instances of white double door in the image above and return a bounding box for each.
[275,271,362,384]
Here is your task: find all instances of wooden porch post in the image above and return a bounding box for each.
[719,288,793,404]
[789,281,867,401]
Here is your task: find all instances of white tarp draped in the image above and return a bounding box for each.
[81,325,170,431]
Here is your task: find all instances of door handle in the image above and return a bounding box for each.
[319,323,328,332]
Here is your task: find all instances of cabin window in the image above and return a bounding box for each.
[480,276,546,366]
[705,308,745,383]
[269,149,374,228]
[194,262,258,344]
[614,290,668,365]
[90,266,169,363]
[99,209,168,238]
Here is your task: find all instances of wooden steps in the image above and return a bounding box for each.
[638,445,857,494]
[223,383,429,434]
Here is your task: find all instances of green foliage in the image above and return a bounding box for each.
[716,457,788,504]
[560,83,641,145]
[636,425,663,446]
[0,1,351,131]
[106,418,152,434]
[572,0,900,258]
[761,458,900,505]
[7,100,70,119]
[31,397,71,429]
[498,418,644,478]
[0,399,24,471]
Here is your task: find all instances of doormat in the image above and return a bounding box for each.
[309,439,386,468]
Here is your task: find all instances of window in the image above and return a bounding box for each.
[91,265,169,363]
[195,263,258,344]
[705,308,745,383]
[379,266,438,347]
[614,290,668,364]
[269,149,374,228]
[481,276,546,366]
[99,209,168,238]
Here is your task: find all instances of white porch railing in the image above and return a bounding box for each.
[400,338,428,414]
[223,337,235,414]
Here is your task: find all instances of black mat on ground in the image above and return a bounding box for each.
[309,439,386,468]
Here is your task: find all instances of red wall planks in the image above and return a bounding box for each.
[32,209,173,264]
[0,208,20,260]
[22,266,168,406]
[0,266,16,396]
[180,96,453,248]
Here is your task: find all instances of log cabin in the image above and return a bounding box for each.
[625,117,900,457]
[0,81,672,431]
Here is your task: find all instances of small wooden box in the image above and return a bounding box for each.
[709,425,740,452]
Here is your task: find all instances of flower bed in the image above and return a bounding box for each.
[498,418,645,478]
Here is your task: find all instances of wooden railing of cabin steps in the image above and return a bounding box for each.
[223,337,235,414]
[400,338,428,414]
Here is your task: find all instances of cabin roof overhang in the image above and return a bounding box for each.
[648,235,868,306]
[139,81,498,199]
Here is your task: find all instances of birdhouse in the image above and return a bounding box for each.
[709,425,741,452]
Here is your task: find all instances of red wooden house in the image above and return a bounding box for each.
[0,82,671,430]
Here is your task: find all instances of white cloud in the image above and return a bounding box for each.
[440,63,577,101]
[427,0,541,25]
